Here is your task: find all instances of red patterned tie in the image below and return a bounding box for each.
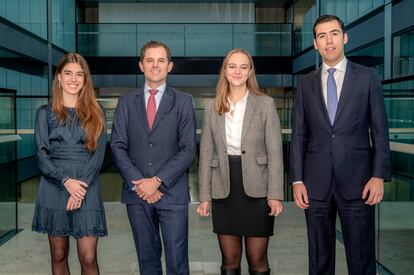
[147,89,158,129]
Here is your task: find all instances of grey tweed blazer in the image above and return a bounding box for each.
[198,92,284,201]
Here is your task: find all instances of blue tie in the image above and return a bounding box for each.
[327,68,338,125]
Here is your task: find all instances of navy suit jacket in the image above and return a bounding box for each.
[110,86,196,204]
[289,61,391,200]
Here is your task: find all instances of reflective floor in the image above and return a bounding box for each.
[0,202,348,275]
[2,165,413,274]
[0,165,350,275]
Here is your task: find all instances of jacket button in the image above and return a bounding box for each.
[331,134,335,138]
[242,150,246,154]
[148,162,152,166]
[149,143,153,147]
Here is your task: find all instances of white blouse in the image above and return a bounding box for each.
[225,91,249,155]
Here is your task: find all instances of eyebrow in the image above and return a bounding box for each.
[144,57,167,61]
[317,29,341,37]
[63,69,84,74]
[227,62,249,66]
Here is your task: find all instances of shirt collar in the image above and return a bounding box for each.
[322,57,347,74]
[144,83,166,95]
[228,90,249,107]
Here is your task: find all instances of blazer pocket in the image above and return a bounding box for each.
[211,158,219,167]
[256,156,268,165]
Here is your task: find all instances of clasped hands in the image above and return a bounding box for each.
[64,178,88,211]
[132,176,163,204]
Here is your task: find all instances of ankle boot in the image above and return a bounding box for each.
[221,267,241,275]
[249,269,271,275]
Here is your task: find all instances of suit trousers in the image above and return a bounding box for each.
[305,180,376,275]
[127,201,189,275]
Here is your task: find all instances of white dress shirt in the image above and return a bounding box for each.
[144,83,166,109]
[321,57,347,107]
[225,91,249,155]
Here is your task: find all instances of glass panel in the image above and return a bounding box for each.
[293,0,317,54]
[0,48,48,159]
[234,24,292,56]
[185,24,233,56]
[78,24,138,56]
[1,0,47,39]
[379,79,414,274]
[393,29,414,78]
[384,80,414,145]
[320,0,384,25]
[294,0,385,53]
[51,0,76,52]
[348,41,384,79]
[0,90,17,242]
[137,24,185,56]
[77,23,292,57]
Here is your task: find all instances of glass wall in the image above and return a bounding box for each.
[0,89,18,243]
[293,0,317,54]
[348,41,385,79]
[77,23,292,57]
[320,0,383,25]
[379,78,414,274]
[393,28,414,78]
[0,49,49,159]
[0,0,47,39]
[51,0,76,52]
[293,0,384,54]
[0,0,75,52]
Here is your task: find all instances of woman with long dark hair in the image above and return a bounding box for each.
[32,53,107,275]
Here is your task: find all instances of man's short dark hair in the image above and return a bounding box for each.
[313,15,346,38]
[140,40,172,61]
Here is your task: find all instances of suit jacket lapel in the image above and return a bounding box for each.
[241,93,256,145]
[214,107,227,147]
[135,88,150,133]
[314,68,331,126]
[334,61,356,125]
[150,86,175,133]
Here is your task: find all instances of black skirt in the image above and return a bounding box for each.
[212,155,274,237]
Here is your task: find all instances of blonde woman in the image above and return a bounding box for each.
[197,49,284,275]
[32,53,107,275]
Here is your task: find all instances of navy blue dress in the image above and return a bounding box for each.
[32,105,107,238]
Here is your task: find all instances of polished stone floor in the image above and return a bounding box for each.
[0,202,349,275]
[2,168,413,274]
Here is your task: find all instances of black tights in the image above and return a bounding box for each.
[218,234,270,272]
[48,236,100,275]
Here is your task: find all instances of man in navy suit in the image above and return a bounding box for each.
[289,15,391,275]
[111,40,196,275]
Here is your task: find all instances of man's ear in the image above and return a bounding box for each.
[139,61,144,73]
[313,38,318,50]
[168,61,173,73]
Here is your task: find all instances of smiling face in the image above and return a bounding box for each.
[313,19,348,67]
[57,62,85,97]
[224,52,252,89]
[139,46,173,88]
